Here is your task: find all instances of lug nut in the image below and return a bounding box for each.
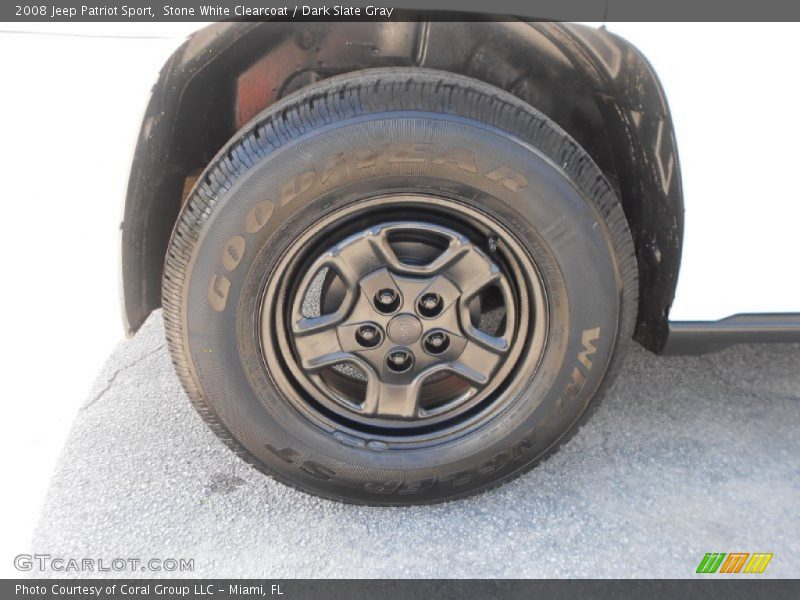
[386,349,413,373]
[355,324,382,348]
[374,288,400,313]
[418,292,443,318]
[424,331,450,354]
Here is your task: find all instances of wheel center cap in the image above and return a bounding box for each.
[387,313,423,345]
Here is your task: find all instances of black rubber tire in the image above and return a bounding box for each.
[163,68,638,505]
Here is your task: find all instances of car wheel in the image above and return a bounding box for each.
[162,68,638,504]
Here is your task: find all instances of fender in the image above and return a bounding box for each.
[121,16,683,353]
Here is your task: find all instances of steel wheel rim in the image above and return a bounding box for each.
[260,194,548,445]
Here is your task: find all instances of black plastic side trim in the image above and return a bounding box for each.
[663,313,800,355]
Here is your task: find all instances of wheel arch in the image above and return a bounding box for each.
[122,18,683,353]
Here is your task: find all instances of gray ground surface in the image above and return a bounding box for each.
[32,312,800,578]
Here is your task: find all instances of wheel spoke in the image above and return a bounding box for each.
[365,228,408,274]
[457,270,516,354]
[362,376,423,418]
[425,239,473,274]
[448,341,502,387]
[293,313,344,336]
[292,320,348,371]
[448,252,501,295]
[462,326,510,354]
[326,230,387,285]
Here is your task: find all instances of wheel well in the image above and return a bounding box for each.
[122,19,683,353]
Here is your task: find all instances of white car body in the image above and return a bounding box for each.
[608,23,800,320]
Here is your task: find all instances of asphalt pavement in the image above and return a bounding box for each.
[31,311,800,578]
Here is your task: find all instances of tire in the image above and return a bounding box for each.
[162,68,638,505]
